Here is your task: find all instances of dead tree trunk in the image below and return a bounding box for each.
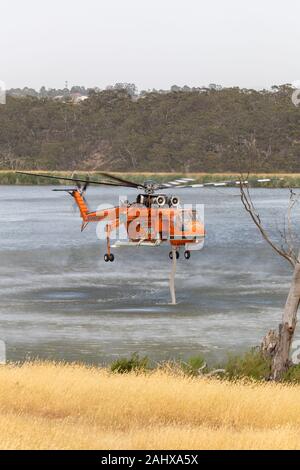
[240,181,300,380]
[271,261,300,380]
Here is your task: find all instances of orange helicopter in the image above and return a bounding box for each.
[16,172,271,262]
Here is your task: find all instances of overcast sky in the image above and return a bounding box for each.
[1,0,299,91]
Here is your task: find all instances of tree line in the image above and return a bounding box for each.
[0,85,299,172]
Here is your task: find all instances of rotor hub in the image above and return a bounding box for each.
[143,180,159,194]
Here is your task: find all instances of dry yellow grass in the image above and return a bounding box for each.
[1,362,300,450]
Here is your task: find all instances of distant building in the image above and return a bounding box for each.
[53,93,88,104]
[208,83,222,90]
[70,93,88,104]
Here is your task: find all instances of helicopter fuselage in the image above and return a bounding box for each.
[74,189,205,261]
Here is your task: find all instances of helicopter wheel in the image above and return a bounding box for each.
[109,253,115,262]
[169,250,180,260]
[104,254,110,262]
[184,250,191,260]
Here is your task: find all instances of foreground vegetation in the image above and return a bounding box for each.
[1,85,300,172]
[110,350,300,383]
[1,361,300,450]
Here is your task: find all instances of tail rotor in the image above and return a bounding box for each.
[73,175,90,206]
[70,176,90,212]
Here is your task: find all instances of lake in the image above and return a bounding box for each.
[0,185,298,365]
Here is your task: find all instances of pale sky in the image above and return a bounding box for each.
[1,0,299,91]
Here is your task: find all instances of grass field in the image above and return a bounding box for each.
[1,170,300,187]
[1,362,300,450]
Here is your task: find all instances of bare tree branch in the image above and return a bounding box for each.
[239,177,296,267]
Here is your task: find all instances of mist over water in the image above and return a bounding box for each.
[0,186,298,365]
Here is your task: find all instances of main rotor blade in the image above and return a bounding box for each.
[16,172,132,188]
[97,172,145,189]
[52,188,78,191]
[158,178,195,189]
[159,178,273,189]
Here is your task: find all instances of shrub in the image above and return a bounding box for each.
[110,353,149,374]
[181,355,208,376]
[224,349,271,381]
[283,364,300,383]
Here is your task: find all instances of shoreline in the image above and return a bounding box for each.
[0,171,299,187]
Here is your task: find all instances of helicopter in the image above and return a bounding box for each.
[16,172,272,263]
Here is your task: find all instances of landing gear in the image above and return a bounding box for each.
[184,250,191,260]
[104,224,114,262]
[169,250,179,260]
[104,253,115,262]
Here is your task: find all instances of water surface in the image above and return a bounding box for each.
[0,185,297,365]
